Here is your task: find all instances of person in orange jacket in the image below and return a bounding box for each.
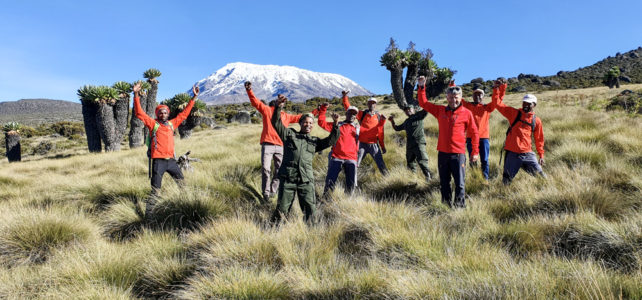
[494,91,546,184]
[342,91,388,175]
[133,82,198,215]
[460,78,506,180]
[417,76,479,208]
[245,81,302,203]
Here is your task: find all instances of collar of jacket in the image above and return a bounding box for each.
[446,103,462,112]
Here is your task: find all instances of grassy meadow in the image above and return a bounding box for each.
[0,85,641,299]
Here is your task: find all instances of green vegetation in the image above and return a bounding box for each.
[3,122,21,132]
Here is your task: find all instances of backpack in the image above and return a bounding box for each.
[146,121,174,158]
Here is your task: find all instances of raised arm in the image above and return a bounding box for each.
[416,76,440,118]
[171,85,198,125]
[132,82,156,129]
[492,81,517,120]
[245,81,270,115]
[341,90,351,111]
[389,115,404,131]
[271,96,289,142]
[377,114,387,152]
[316,103,334,132]
[315,113,340,152]
[487,79,507,112]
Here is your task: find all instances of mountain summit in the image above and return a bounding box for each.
[192,62,372,105]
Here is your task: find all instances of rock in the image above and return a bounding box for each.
[619,75,632,83]
[201,117,216,128]
[570,85,579,89]
[33,140,55,156]
[512,86,527,92]
[472,83,484,90]
[228,111,251,124]
[531,77,542,84]
[518,73,536,80]
[545,80,561,87]
[213,125,227,130]
[508,77,519,84]
[470,77,484,84]
[629,52,639,58]
[557,71,567,77]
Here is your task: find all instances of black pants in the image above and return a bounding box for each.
[151,158,184,194]
[437,152,466,208]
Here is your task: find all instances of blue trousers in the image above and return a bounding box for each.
[324,157,358,194]
[502,151,545,184]
[437,152,467,208]
[466,138,490,180]
[357,142,388,175]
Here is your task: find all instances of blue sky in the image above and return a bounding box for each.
[1,0,641,103]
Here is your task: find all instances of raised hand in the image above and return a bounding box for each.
[192,85,200,98]
[132,82,142,94]
[417,76,426,87]
[244,81,252,90]
[331,112,339,124]
[276,94,287,106]
[342,90,350,96]
[321,102,330,108]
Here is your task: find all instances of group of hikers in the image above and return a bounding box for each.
[131,75,545,223]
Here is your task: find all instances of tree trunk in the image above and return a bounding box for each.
[113,96,130,150]
[96,103,118,151]
[178,115,201,139]
[389,65,407,110]
[81,100,102,152]
[403,63,419,106]
[4,131,21,162]
[130,92,149,148]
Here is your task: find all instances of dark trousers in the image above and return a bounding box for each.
[502,151,545,185]
[148,158,184,215]
[406,144,431,180]
[467,138,490,180]
[324,157,358,194]
[357,142,389,175]
[437,152,466,208]
[271,179,316,224]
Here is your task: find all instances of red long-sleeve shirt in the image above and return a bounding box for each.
[247,89,301,146]
[417,86,479,155]
[342,95,386,149]
[461,84,506,139]
[134,95,194,159]
[494,96,545,158]
[317,106,359,161]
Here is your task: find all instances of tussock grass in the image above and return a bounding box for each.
[0,85,640,297]
[0,208,97,266]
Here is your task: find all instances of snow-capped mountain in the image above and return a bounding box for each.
[192,62,372,105]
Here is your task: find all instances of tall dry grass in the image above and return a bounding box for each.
[0,84,640,299]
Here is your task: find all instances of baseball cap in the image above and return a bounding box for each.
[473,89,485,96]
[347,106,359,112]
[522,94,537,104]
[367,97,378,103]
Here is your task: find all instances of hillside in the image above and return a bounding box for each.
[0,85,640,298]
[0,99,82,125]
[460,47,642,94]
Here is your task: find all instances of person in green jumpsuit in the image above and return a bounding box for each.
[389,105,432,180]
[270,95,340,224]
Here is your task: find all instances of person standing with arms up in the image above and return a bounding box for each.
[417,76,479,208]
[245,81,302,204]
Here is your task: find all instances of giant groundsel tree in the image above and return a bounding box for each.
[77,84,130,152]
[162,93,206,139]
[3,122,22,162]
[380,38,455,109]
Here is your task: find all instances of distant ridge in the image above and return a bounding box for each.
[0,99,82,125]
[192,62,373,105]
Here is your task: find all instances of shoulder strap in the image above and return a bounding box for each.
[505,111,522,137]
[359,109,381,124]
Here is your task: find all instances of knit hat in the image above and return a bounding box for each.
[155,104,170,117]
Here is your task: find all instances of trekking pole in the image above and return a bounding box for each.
[148,157,152,179]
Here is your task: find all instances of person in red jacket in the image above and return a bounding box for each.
[494,92,545,184]
[245,81,302,203]
[460,78,506,180]
[133,82,198,215]
[342,91,388,175]
[417,76,479,208]
[316,102,360,195]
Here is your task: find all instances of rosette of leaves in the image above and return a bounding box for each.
[3,122,22,162]
[162,93,207,139]
[143,68,162,83]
